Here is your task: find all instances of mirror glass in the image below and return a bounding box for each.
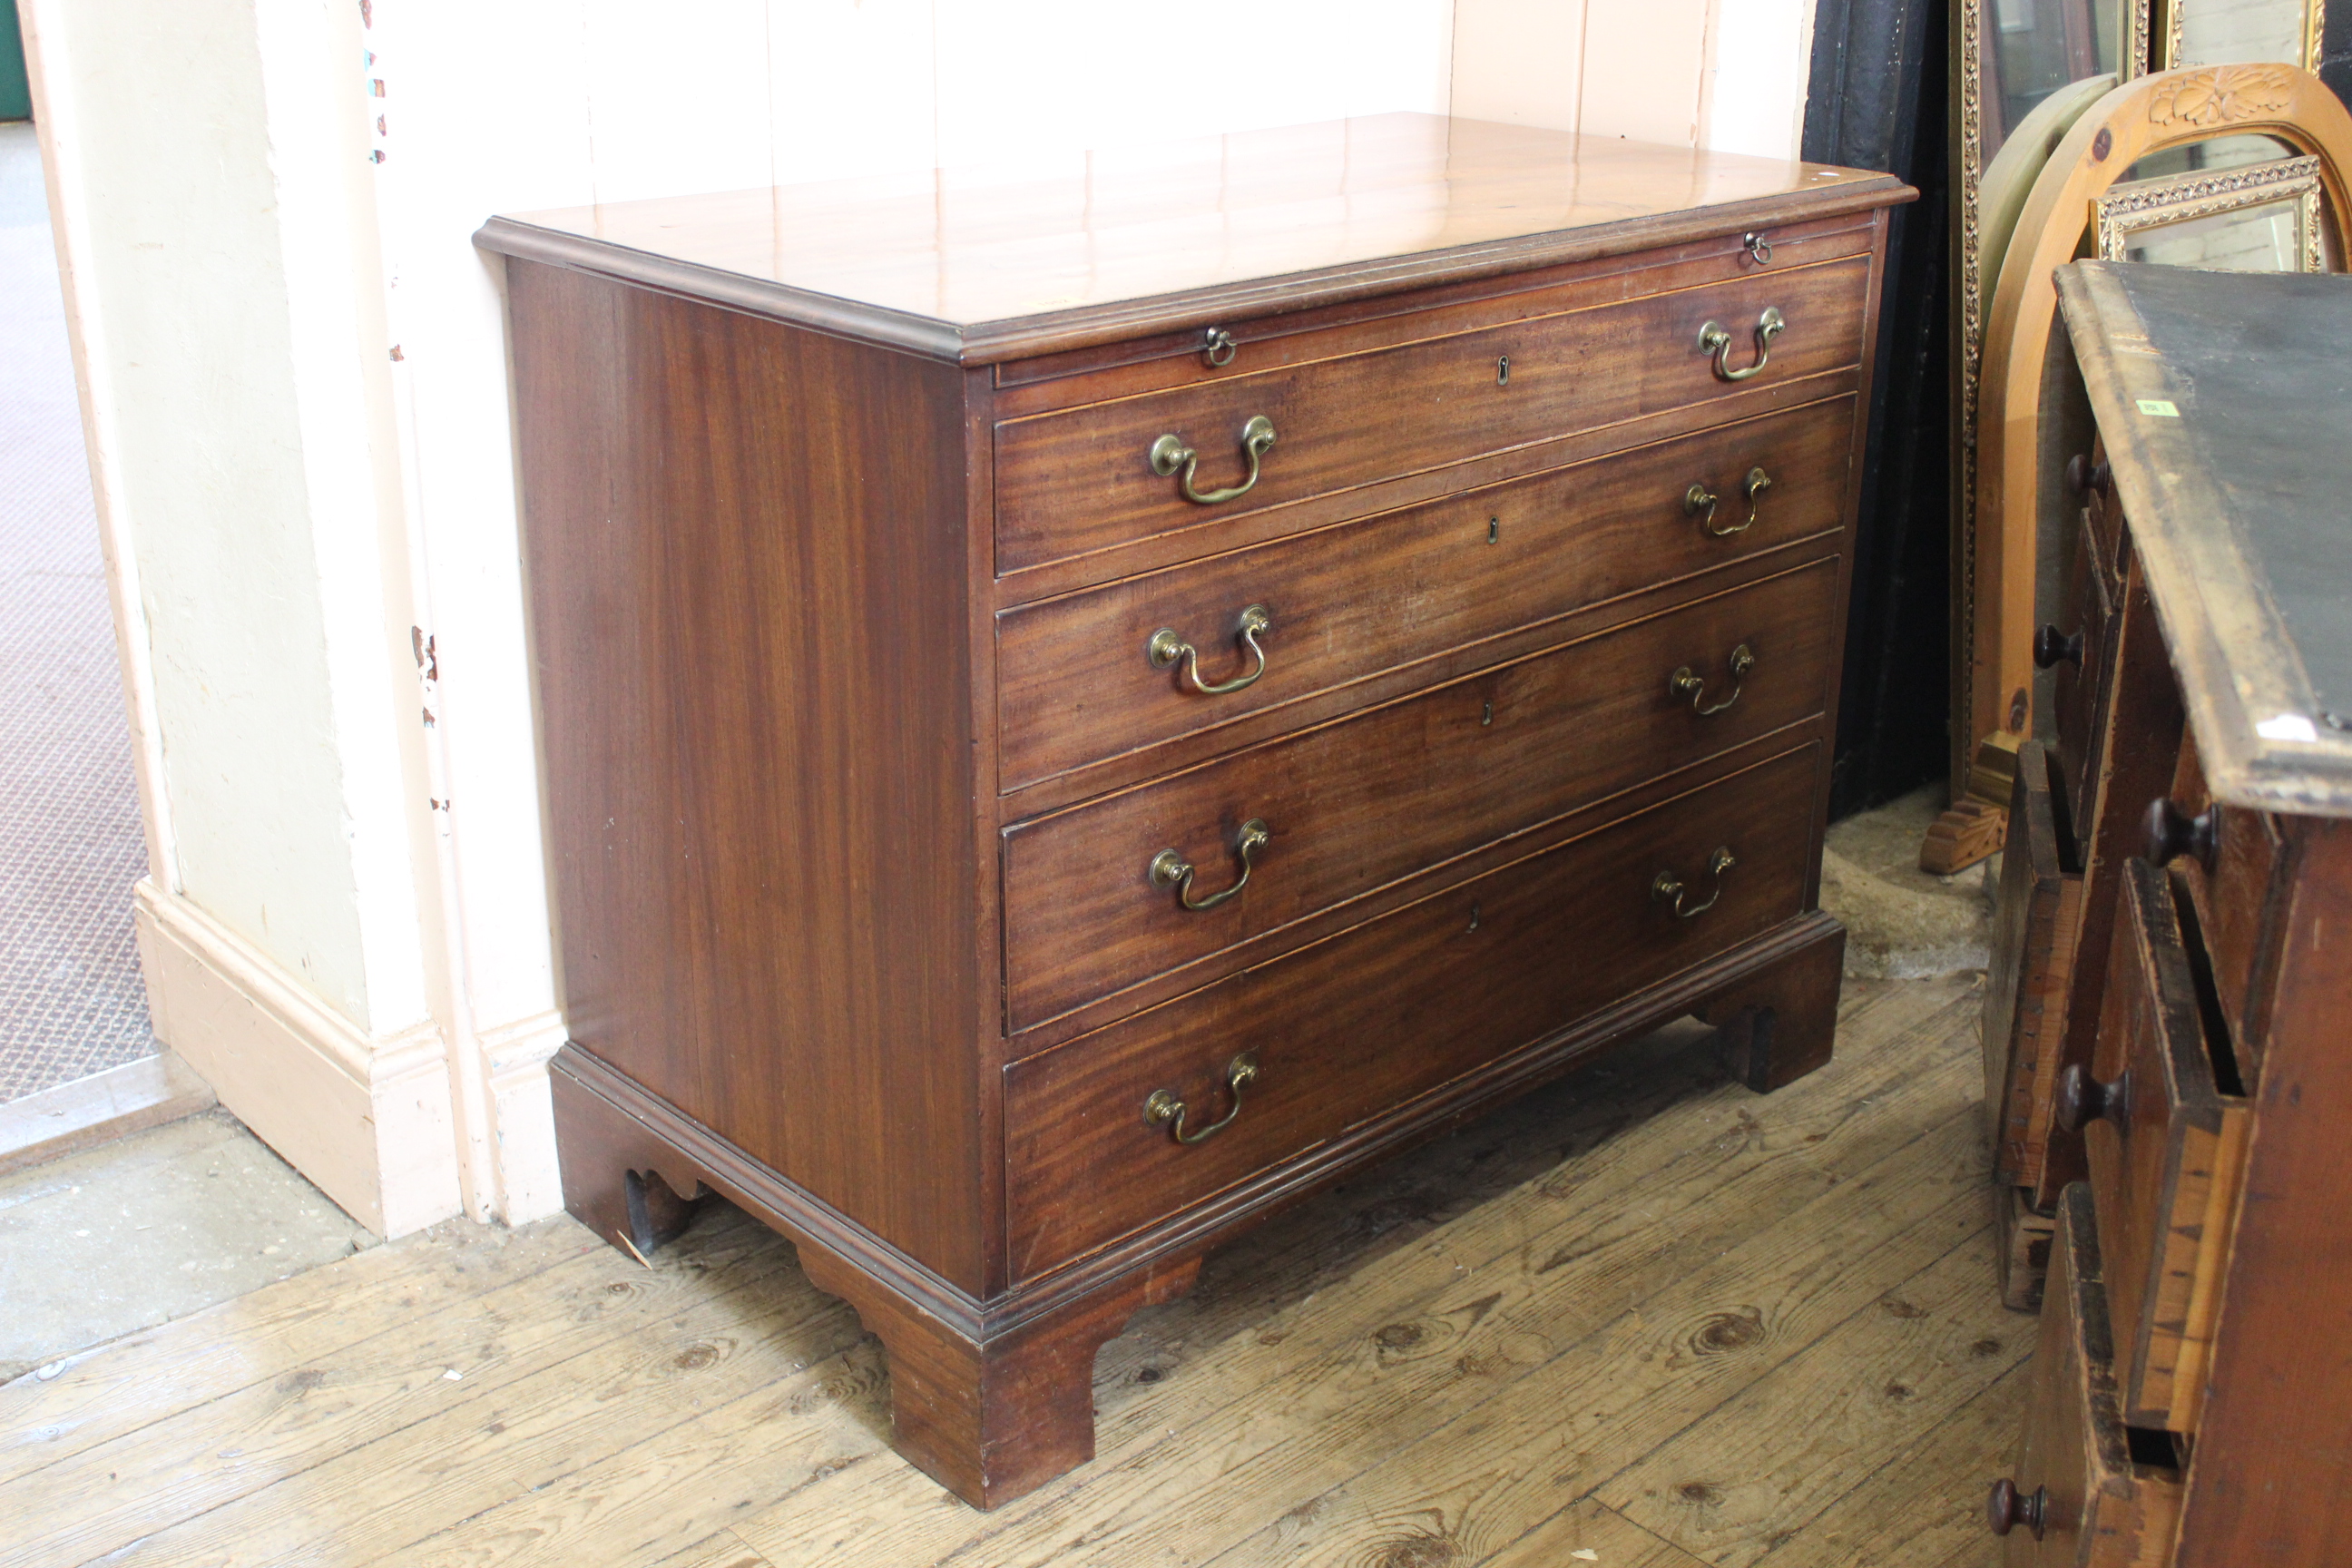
[1985,0,2122,160]
[2125,132,2301,177]
[2174,0,2314,67]
[2122,196,2307,266]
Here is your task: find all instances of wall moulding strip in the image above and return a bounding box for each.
[132,879,462,1237]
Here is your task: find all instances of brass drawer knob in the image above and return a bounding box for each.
[2055,1062,2132,1134]
[1986,1478,2048,1539]
[1150,415,1278,505]
[1697,306,1785,383]
[1671,643,1756,716]
[1150,604,1272,695]
[1652,847,1736,919]
[2143,797,2217,869]
[2034,623,2084,670]
[1143,1052,1259,1145]
[1683,466,1772,538]
[1150,818,1271,912]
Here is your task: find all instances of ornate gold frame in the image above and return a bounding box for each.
[1949,0,2132,828]
[2095,152,2327,269]
[2168,0,2328,72]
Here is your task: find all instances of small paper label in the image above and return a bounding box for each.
[2137,398,2180,417]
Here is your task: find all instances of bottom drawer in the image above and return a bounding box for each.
[1003,743,1821,1279]
[1992,1183,2182,1568]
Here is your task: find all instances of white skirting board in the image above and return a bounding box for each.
[473,1006,570,1227]
[132,877,462,1237]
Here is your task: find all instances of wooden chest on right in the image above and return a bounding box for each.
[1981,261,2352,1566]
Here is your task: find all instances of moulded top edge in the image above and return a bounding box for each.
[475,113,1911,366]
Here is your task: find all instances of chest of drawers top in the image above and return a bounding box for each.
[477,112,1908,367]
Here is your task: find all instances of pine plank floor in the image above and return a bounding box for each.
[1,975,2017,1567]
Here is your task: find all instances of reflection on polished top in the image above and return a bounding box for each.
[475,113,1906,360]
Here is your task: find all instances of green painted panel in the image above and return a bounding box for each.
[0,0,28,123]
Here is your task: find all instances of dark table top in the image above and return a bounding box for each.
[2060,260,2352,816]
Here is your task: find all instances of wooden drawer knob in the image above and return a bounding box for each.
[1987,1477,2048,1538]
[2065,452,2112,498]
[2055,1062,2132,1134]
[2143,797,2216,869]
[2033,623,2084,670]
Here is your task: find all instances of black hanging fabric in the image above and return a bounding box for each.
[1804,0,1952,821]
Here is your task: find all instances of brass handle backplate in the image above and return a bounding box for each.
[1652,847,1736,919]
[1150,818,1270,912]
[1671,643,1757,716]
[1697,307,1785,382]
[1151,415,1278,505]
[1144,1052,1259,1145]
[1150,604,1272,695]
[1683,466,1771,537]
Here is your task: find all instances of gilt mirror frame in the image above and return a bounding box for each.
[1942,0,2331,869]
[2095,151,2328,267]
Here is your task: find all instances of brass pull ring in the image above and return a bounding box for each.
[1201,327,1239,368]
[1151,415,1278,505]
[1150,818,1270,912]
[1149,604,1272,695]
[1652,847,1736,919]
[1742,230,1774,265]
[1144,1052,1259,1145]
[1671,643,1757,716]
[1697,307,1785,383]
[1683,467,1769,539]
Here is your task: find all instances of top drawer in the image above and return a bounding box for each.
[993,254,1876,575]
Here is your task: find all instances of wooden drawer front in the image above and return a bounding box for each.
[1997,1184,2183,1568]
[2081,860,2250,1436]
[2053,506,2121,835]
[996,397,1857,789]
[2161,736,2288,1072]
[993,255,1875,575]
[1003,745,1821,1279]
[1985,740,2082,1188]
[1003,559,1840,1031]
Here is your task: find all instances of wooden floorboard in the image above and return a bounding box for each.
[0,975,2022,1568]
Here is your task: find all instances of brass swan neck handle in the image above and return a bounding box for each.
[1151,416,1278,505]
[1143,1053,1259,1145]
[1671,643,1757,716]
[1697,307,1785,382]
[1150,605,1272,695]
[1150,818,1271,912]
[1683,466,1771,538]
[1652,847,1737,919]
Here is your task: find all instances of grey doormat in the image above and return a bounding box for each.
[0,122,156,1103]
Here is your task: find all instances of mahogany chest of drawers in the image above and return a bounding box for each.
[476,113,1912,1507]
[1984,261,2352,1565]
